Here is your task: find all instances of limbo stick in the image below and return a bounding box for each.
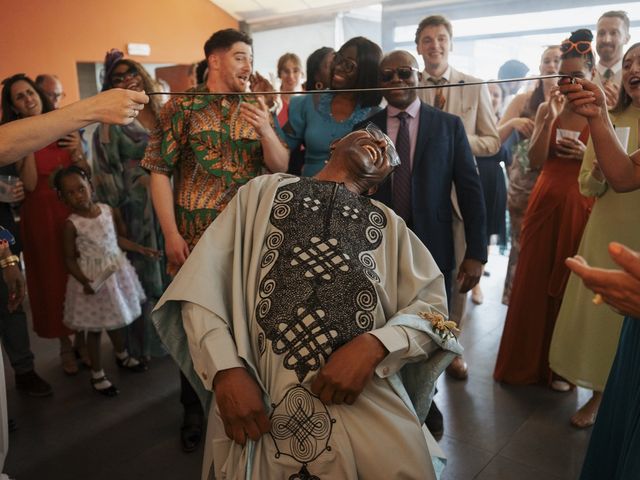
[146,74,573,97]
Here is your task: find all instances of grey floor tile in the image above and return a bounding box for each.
[498,394,592,479]
[438,435,495,480]
[476,455,565,480]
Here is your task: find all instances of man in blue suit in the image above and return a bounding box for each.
[357,50,487,437]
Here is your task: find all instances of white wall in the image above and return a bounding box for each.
[252,21,337,87]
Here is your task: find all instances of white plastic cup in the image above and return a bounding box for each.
[614,127,630,151]
[0,176,18,204]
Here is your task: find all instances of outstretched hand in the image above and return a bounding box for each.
[566,242,640,318]
[311,333,387,405]
[558,78,606,118]
[82,88,149,126]
[213,367,271,446]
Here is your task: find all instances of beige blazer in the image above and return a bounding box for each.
[420,67,496,325]
[419,67,500,157]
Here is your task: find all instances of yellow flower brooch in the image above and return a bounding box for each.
[418,311,459,340]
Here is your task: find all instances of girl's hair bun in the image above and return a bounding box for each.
[569,29,594,43]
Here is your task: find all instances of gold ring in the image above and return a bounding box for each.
[592,293,604,305]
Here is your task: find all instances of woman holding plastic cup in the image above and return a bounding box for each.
[494,29,596,388]
[548,42,640,429]
[0,73,89,375]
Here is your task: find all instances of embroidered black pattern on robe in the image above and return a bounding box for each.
[256,178,386,382]
[270,384,335,470]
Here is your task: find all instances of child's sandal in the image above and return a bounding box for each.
[60,349,79,375]
[90,376,119,397]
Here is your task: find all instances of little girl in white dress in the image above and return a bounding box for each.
[55,166,160,396]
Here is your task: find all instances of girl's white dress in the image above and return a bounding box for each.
[64,203,146,331]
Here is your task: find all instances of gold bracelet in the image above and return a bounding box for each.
[0,255,20,269]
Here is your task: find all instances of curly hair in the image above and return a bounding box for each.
[561,29,595,70]
[52,165,92,197]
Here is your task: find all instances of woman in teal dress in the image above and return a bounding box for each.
[93,49,168,359]
[283,37,382,176]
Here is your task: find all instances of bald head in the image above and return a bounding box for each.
[379,50,421,110]
[36,74,64,108]
[382,50,419,69]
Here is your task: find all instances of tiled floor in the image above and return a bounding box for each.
[3,251,591,479]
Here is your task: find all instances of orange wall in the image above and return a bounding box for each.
[0,0,237,104]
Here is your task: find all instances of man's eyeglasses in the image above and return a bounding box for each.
[47,91,66,102]
[380,66,419,83]
[560,40,592,55]
[110,67,139,85]
[364,123,400,167]
[333,53,358,74]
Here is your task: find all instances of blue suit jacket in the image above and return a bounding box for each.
[357,102,487,274]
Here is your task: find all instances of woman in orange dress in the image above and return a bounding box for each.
[494,29,596,387]
[1,74,89,374]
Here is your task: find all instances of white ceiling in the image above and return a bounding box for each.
[211,0,383,23]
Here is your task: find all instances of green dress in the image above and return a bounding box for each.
[93,121,169,357]
[549,105,640,391]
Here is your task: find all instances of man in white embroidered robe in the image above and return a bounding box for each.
[152,128,462,479]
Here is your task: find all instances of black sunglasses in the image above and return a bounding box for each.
[380,66,419,83]
[110,67,139,85]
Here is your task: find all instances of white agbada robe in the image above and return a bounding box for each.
[153,174,462,480]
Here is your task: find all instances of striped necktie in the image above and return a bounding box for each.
[393,112,412,223]
[429,77,446,110]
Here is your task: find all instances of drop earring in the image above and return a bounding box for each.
[314,81,324,90]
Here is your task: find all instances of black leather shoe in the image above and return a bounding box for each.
[425,400,444,439]
[15,370,53,397]
[181,411,203,453]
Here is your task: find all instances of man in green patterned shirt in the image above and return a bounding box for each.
[141,28,288,453]
[142,28,288,274]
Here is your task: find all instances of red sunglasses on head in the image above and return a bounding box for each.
[560,40,592,55]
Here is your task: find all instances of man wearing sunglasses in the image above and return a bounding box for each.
[357,49,487,438]
[152,127,460,480]
[594,10,630,108]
